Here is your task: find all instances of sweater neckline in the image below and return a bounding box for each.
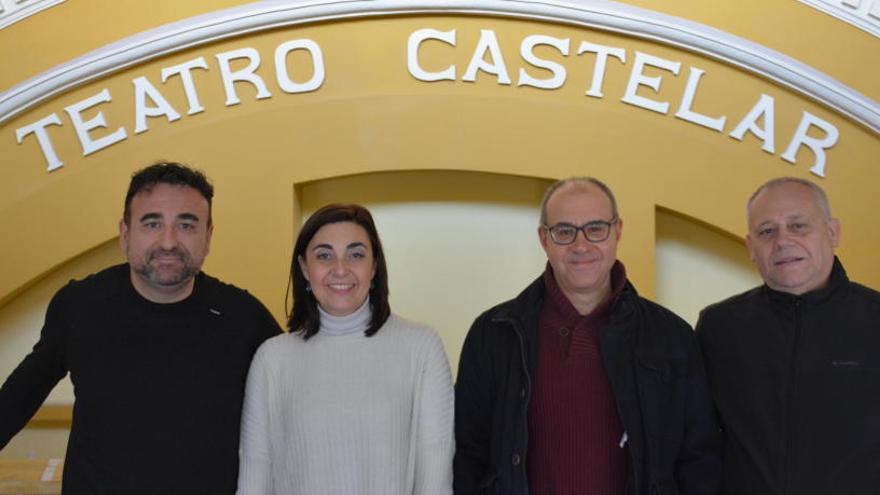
[318,298,371,336]
[123,263,205,311]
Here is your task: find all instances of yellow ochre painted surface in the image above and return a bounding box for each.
[1,12,877,315]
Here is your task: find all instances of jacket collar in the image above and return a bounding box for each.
[492,260,639,328]
[762,255,848,306]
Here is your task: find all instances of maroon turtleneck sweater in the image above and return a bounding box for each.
[527,261,629,495]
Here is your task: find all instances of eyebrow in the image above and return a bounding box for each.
[177,213,200,222]
[138,213,161,223]
[552,219,610,226]
[755,215,810,228]
[312,242,368,251]
[137,212,201,223]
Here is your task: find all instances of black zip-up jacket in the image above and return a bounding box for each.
[696,257,880,495]
[453,272,722,495]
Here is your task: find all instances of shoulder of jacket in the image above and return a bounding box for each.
[843,281,880,308]
[699,285,763,318]
[628,295,694,338]
[476,276,544,323]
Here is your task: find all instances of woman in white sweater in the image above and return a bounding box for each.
[237,204,454,495]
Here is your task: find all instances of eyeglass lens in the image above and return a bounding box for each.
[550,222,611,244]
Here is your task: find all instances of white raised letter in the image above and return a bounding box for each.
[275,39,325,93]
[781,111,839,177]
[215,48,272,106]
[16,113,64,172]
[133,76,182,134]
[577,41,626,98]
[64,89,128,156]
[675,67,726,131]
[518,35,569,90]
[462,30,511,85]
[161,57,209,115]
[621,51,681,114]
[730,94,776,153]
[408,29,456,82]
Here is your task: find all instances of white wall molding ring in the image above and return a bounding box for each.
[0,0,66,31]
[1,0,878,134]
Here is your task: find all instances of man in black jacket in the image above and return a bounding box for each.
[0,162,281,494]
[454,177,721,495]
[697,177,880,495]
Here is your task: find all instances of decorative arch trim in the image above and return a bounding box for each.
[1,0,878,133]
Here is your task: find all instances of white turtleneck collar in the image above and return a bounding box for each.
[317,298,372,336]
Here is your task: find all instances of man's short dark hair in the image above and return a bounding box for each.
[123,161,214,226]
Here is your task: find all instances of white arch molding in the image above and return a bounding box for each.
[1,0,878,133]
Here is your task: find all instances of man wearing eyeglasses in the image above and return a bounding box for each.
[453,177,721,495]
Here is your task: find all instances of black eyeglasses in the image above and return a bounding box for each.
[543,217,618,245]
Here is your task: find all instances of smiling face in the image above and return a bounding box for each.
[298,221,376,317]
[746,181,840,295]
[119,183,213,303]
[539,183,622,312]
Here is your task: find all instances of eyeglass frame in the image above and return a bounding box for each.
[542,217,619,245]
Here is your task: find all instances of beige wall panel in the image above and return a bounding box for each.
[655,209,763,326]
[298,171,552,372]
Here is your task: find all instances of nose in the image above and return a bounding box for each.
[773,230,795,250]
[159,226,178,249]
[570,230,592,250]
[331,257,348,275]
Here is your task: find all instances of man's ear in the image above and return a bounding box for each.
[745,234,756,263]
[538,225,550,250]
[827,218,841,248]
[205,223,214,255]
[119,219,129,253]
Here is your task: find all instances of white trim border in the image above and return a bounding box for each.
[1,0,878,134]
[797,0,880,38]
[0,0,65,31]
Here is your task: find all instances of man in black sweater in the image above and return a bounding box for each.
[0,162,281,494]
[697,177,880,495]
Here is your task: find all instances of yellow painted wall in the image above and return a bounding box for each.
[0,1,877,460]
[0,171,769,459]
[2,15,876,311]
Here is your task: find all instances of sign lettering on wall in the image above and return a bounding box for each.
[15,28,840,177]
[15,39,325,172]
[407,28,840,178]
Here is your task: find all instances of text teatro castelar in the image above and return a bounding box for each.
[16,28,838,177]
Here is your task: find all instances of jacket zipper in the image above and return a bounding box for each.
[783,299,802,495]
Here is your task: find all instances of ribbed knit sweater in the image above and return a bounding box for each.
[528,263,628,495]
[236,304,454,495]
